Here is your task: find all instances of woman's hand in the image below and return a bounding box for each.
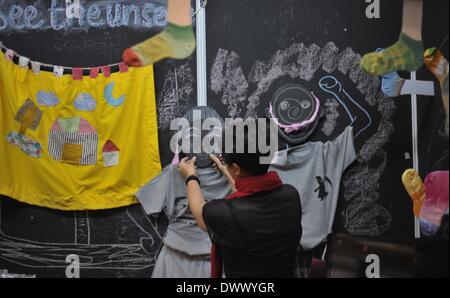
[210,154,237,192]
[178,157,197,178]
[209,154,227,174]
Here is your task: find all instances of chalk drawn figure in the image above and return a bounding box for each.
[210,42,393,236]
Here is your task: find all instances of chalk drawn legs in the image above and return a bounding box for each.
[361,0,424,76]
[123,0,196,66]
[319,76,373,138]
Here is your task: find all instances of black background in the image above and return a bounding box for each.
[0,0,448,278]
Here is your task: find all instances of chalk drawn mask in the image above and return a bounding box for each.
[268,83,321,145]
[178,106,224,168]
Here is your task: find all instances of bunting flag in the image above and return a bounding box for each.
[18,56,30,68]
[119,62,129,73]
[101,65,111,78]
[72,68,83,80]
[53,66,64,77]
[1,42,127,81]
[31,62,41,74]
[5,49,14,61]
[0,53,162,211]
[90,67,100,78]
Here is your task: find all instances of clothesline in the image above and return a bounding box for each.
[0,42,122,71]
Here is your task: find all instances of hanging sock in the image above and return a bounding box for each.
[402,169,426,218]
[382,71,434,97]
[420,171,449,236]
[424,48,449,134]
[123,22,196,67]
[361,33,424,76]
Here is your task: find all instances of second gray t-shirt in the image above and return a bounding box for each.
[270,126,357,251]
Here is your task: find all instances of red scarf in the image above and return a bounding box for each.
[210,171,283,278]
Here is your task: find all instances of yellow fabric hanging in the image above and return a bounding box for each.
[0,54,161,211]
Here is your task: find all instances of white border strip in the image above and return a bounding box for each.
[410,71,421,239]
[196,0,208,107]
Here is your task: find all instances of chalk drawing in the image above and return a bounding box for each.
[341,150,392,235]
[210,41,393,235]
[0,199,164,271]
[322,98,340,136]
[319,75,373,138]
[210,49,249,118]
[157,62,195,130]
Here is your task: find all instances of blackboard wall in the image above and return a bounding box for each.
[0,0,448,277]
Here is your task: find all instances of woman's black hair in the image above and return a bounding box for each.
[222,118,272,176]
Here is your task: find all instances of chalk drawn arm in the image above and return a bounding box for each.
[319,76,373,138]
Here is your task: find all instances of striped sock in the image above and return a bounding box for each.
[123,23,196,67]
[361,33,424,76]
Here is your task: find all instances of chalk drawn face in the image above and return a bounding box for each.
[271,83,319,144]
[273,86,316,126]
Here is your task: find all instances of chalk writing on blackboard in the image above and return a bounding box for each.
[0,0,170,34]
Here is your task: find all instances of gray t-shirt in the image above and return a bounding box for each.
[136,165,232,256]
[270,126,356,251]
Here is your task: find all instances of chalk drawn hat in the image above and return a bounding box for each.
[268,83,321,145]
[48,117,98,166]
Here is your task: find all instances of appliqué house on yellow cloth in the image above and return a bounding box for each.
[0,54,162,210]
